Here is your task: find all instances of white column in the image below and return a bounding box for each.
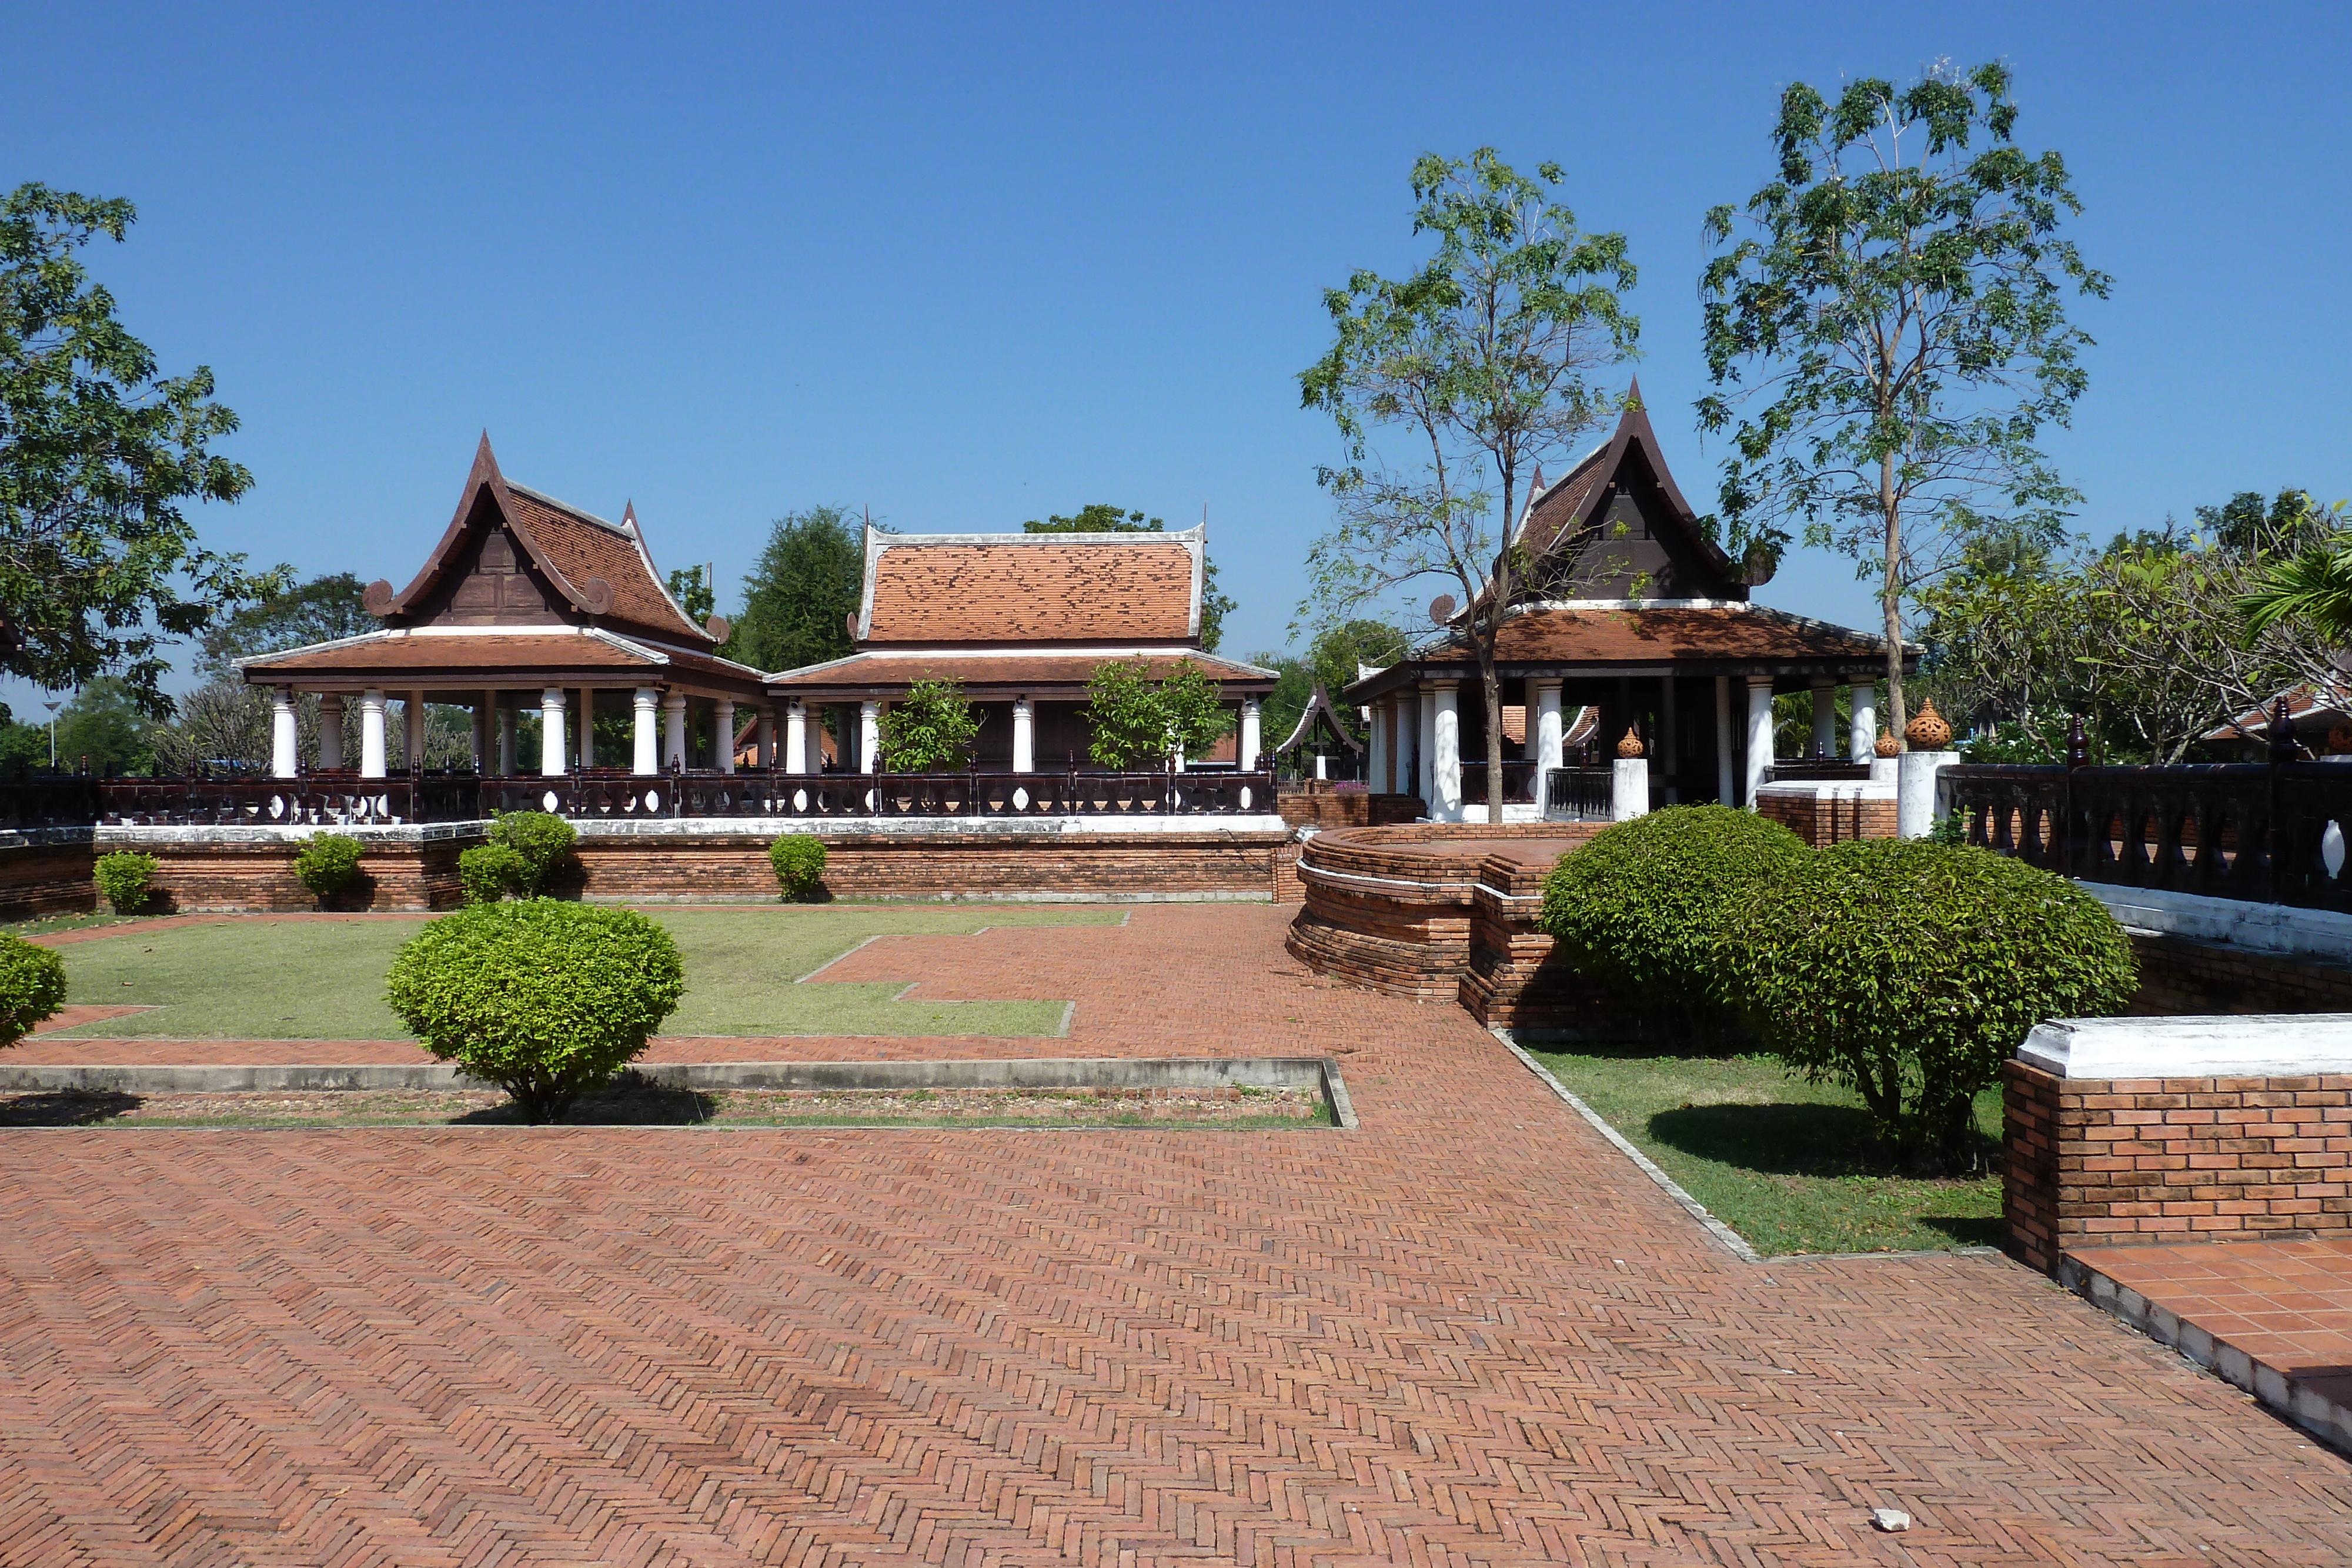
[1396,694,1417,794]
[716,697,737,774]
[1431,681,1462,823]
[858,700,881,773]
[1849,681,1877,764]
[539,687,566,776]
[496,701,515,776]
[663,692,687,770]
[1417,688,1437,805]
[1743,675,1775,808]
[758,706,776,770]
[1240,698,1262,772]
[318,695,345,771]
[786,700,810,774]
[1611,756,1649,822]
[1535,681,1564,772]
[270,687,298,779]
[1810,678,1836,758]
[1367,703,1388,790]
[1313,753,1327,780]
[1898,748,1960,838]
[577,688,596,771]
[632,687,659,774]
[1714,676,1734,805]
[1011,696,1035,773]
[358,690,387,779]
[407,690,427,772]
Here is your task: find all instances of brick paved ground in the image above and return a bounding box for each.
[5,905,2352,1564]
[2072,1238,2352,1380]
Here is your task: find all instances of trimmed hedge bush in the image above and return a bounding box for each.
[490,810,577,895]
[93,851,158,915]
[459,841,530,905]
[1719,838,2138,1172]
[293,833,366,904]
[384,900,686,1121]
[1537,805,1810,1025]
[0,933,66,1048]
[769,834,826,900]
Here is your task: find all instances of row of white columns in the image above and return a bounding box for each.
[1358,674,1886,821]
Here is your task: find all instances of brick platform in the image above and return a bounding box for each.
[2130,930,2352,1015]
[6,908,2352,1563]
[0,834,96,921]
[1753,780,1896,846]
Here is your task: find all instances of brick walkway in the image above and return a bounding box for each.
[4,905,2351,1564]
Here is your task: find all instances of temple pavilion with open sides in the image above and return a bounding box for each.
[1342,390,1917,822]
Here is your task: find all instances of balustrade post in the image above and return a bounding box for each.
[2269,694,2298,904]
[2064,713,2088,875]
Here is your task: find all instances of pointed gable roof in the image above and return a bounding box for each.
[1514,382,1753,600]
[364,434,716,647]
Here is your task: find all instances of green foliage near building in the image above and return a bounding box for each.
[1083,657,1230,769]
[460,811,577,902]
[457,842,530,905]
[1719,838,2137,1174]
[198,573,375,678]
[385,901,686,1122]
[768,834,826,901]
[93,850,157,914]
[1,183,279,713]
[731,506,866,674]
[293,833,365,904]
[52,678,153,775]
[0,932,66,1048]
[1023,504,1237,653]
[1539,806,1811,1032]
[877,678,982,770]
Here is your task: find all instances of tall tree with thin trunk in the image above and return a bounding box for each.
[1301,149,1635,821]
[1696,61,2107,745]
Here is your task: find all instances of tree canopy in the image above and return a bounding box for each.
[731,506,864,674]
[1698,62,2108,743]
[198,571,374,678]
[1023,504,1237,653]
[1,183,277,713]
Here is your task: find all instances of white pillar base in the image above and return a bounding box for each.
[1897,750,1959,838]
[1611,757,1649,822]
[359,690,388,780]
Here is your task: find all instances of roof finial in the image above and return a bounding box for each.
[1623,376,1643,413]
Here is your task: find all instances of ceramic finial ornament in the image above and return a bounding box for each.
[1615,727,1645,759]
[1875,728,1900,758]
[1905,700,1952,750]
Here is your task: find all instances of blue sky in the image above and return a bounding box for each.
[4,1,2346,708]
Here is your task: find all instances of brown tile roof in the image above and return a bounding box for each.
[1518,442,1612,561]
[503,487,710,644]
[769,651,1274,696]
[240,631,767,695]
[864,537,1198,643]
[1476,606,1890,664]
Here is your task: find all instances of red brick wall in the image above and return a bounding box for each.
[2004,1059,2352,1271]
[573,831,1287,902]
[2127,931,2352,1015]
[135,837,473,912]
[1275,790,1423,830]
[1756,789,1896,846]
[0,841,97,921]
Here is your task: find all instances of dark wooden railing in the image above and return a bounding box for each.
[1544,766,1614,821]
[1768,759,1873,783]
[1459,760,1542,805]
[1945,708,2352,914]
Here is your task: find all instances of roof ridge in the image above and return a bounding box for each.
[504,481,626,535]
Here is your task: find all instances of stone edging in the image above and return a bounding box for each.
[2059,1251,2352,1456]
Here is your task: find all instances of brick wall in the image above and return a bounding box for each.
[2004,1058,2352,1271]
[2127,931,2352,1015]
[135,837,474,912]
[0,840,96,921]
[1755,785,1896,846]
[1275,790,1424,830]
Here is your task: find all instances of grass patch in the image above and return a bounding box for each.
[1527,1045,2003,1256]
[44,907,1120,1040]
[0,1082,1327,1130]
[5,911,148,939]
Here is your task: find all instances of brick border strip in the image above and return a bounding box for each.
[0,1056,1359,1128]
[2059,1251,2352,1456]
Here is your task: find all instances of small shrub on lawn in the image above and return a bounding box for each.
[769,834,826,900]
[293,833,365,905]
[459,841,531,904]
[93,851,159,915]
[489,810,577,895]
[0,933,67,1047]
[385,900,686,1122]
[1719,838,2137,1174]
[1538,805,1810,1028]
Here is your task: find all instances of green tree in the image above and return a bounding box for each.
[1251,651,1314,751]
[878,677,983,770]
[732,506,864,674]
[665,565,714,624]
[1301,149,1636,823]
[1082,657,1230,769]
[1699,62,2109,746]
[0,703,48,775]
[1,183,278,713]
[2239,496,2352,648]
[52,677,152,774]
[1023,504,1238,653]
[198,571,375,678]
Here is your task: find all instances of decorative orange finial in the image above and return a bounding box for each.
[1615,726,1645,759]
[1874,728,1900,758]
[1905,700,1952,750]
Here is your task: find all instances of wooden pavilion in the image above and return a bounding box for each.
[238,437,771,779]
[1342,390,1916,821]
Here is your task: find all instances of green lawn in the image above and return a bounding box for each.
[46,907,1121,1040]
[1526,1046,2003,1256]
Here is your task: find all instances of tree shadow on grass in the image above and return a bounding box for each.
[1648,1102,1889,1177]
[0,1090,142,1126]
[452,1079,720,1126]
[1917,1214,2005,1248]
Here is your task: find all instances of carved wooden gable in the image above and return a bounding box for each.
[412,494,564,626]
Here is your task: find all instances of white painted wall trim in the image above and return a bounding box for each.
[2019,1015,2352,1079]
[2080,883,2352,965]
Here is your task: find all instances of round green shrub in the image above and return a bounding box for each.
[0,933,67,1048]
[769,834,827,900]
[1719,838,2138,1172]
[459,841,530,905]
[385,900,686,1121]
[93,851,159,915]
[489,810,577,896]
[1537,805,1811,1024]
[293,833,366,902]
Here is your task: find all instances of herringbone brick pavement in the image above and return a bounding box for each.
[3,905,2350,1564]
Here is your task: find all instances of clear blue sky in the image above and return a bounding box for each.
[4,1,2346,707]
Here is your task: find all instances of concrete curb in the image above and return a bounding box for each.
[2058,1251,2352,1457]
[0,1056,1360,1128]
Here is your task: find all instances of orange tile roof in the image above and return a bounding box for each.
[864,536,1197,643]
[241,631,767,694]
[504,487,710,644]
[769,650,1274,696]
